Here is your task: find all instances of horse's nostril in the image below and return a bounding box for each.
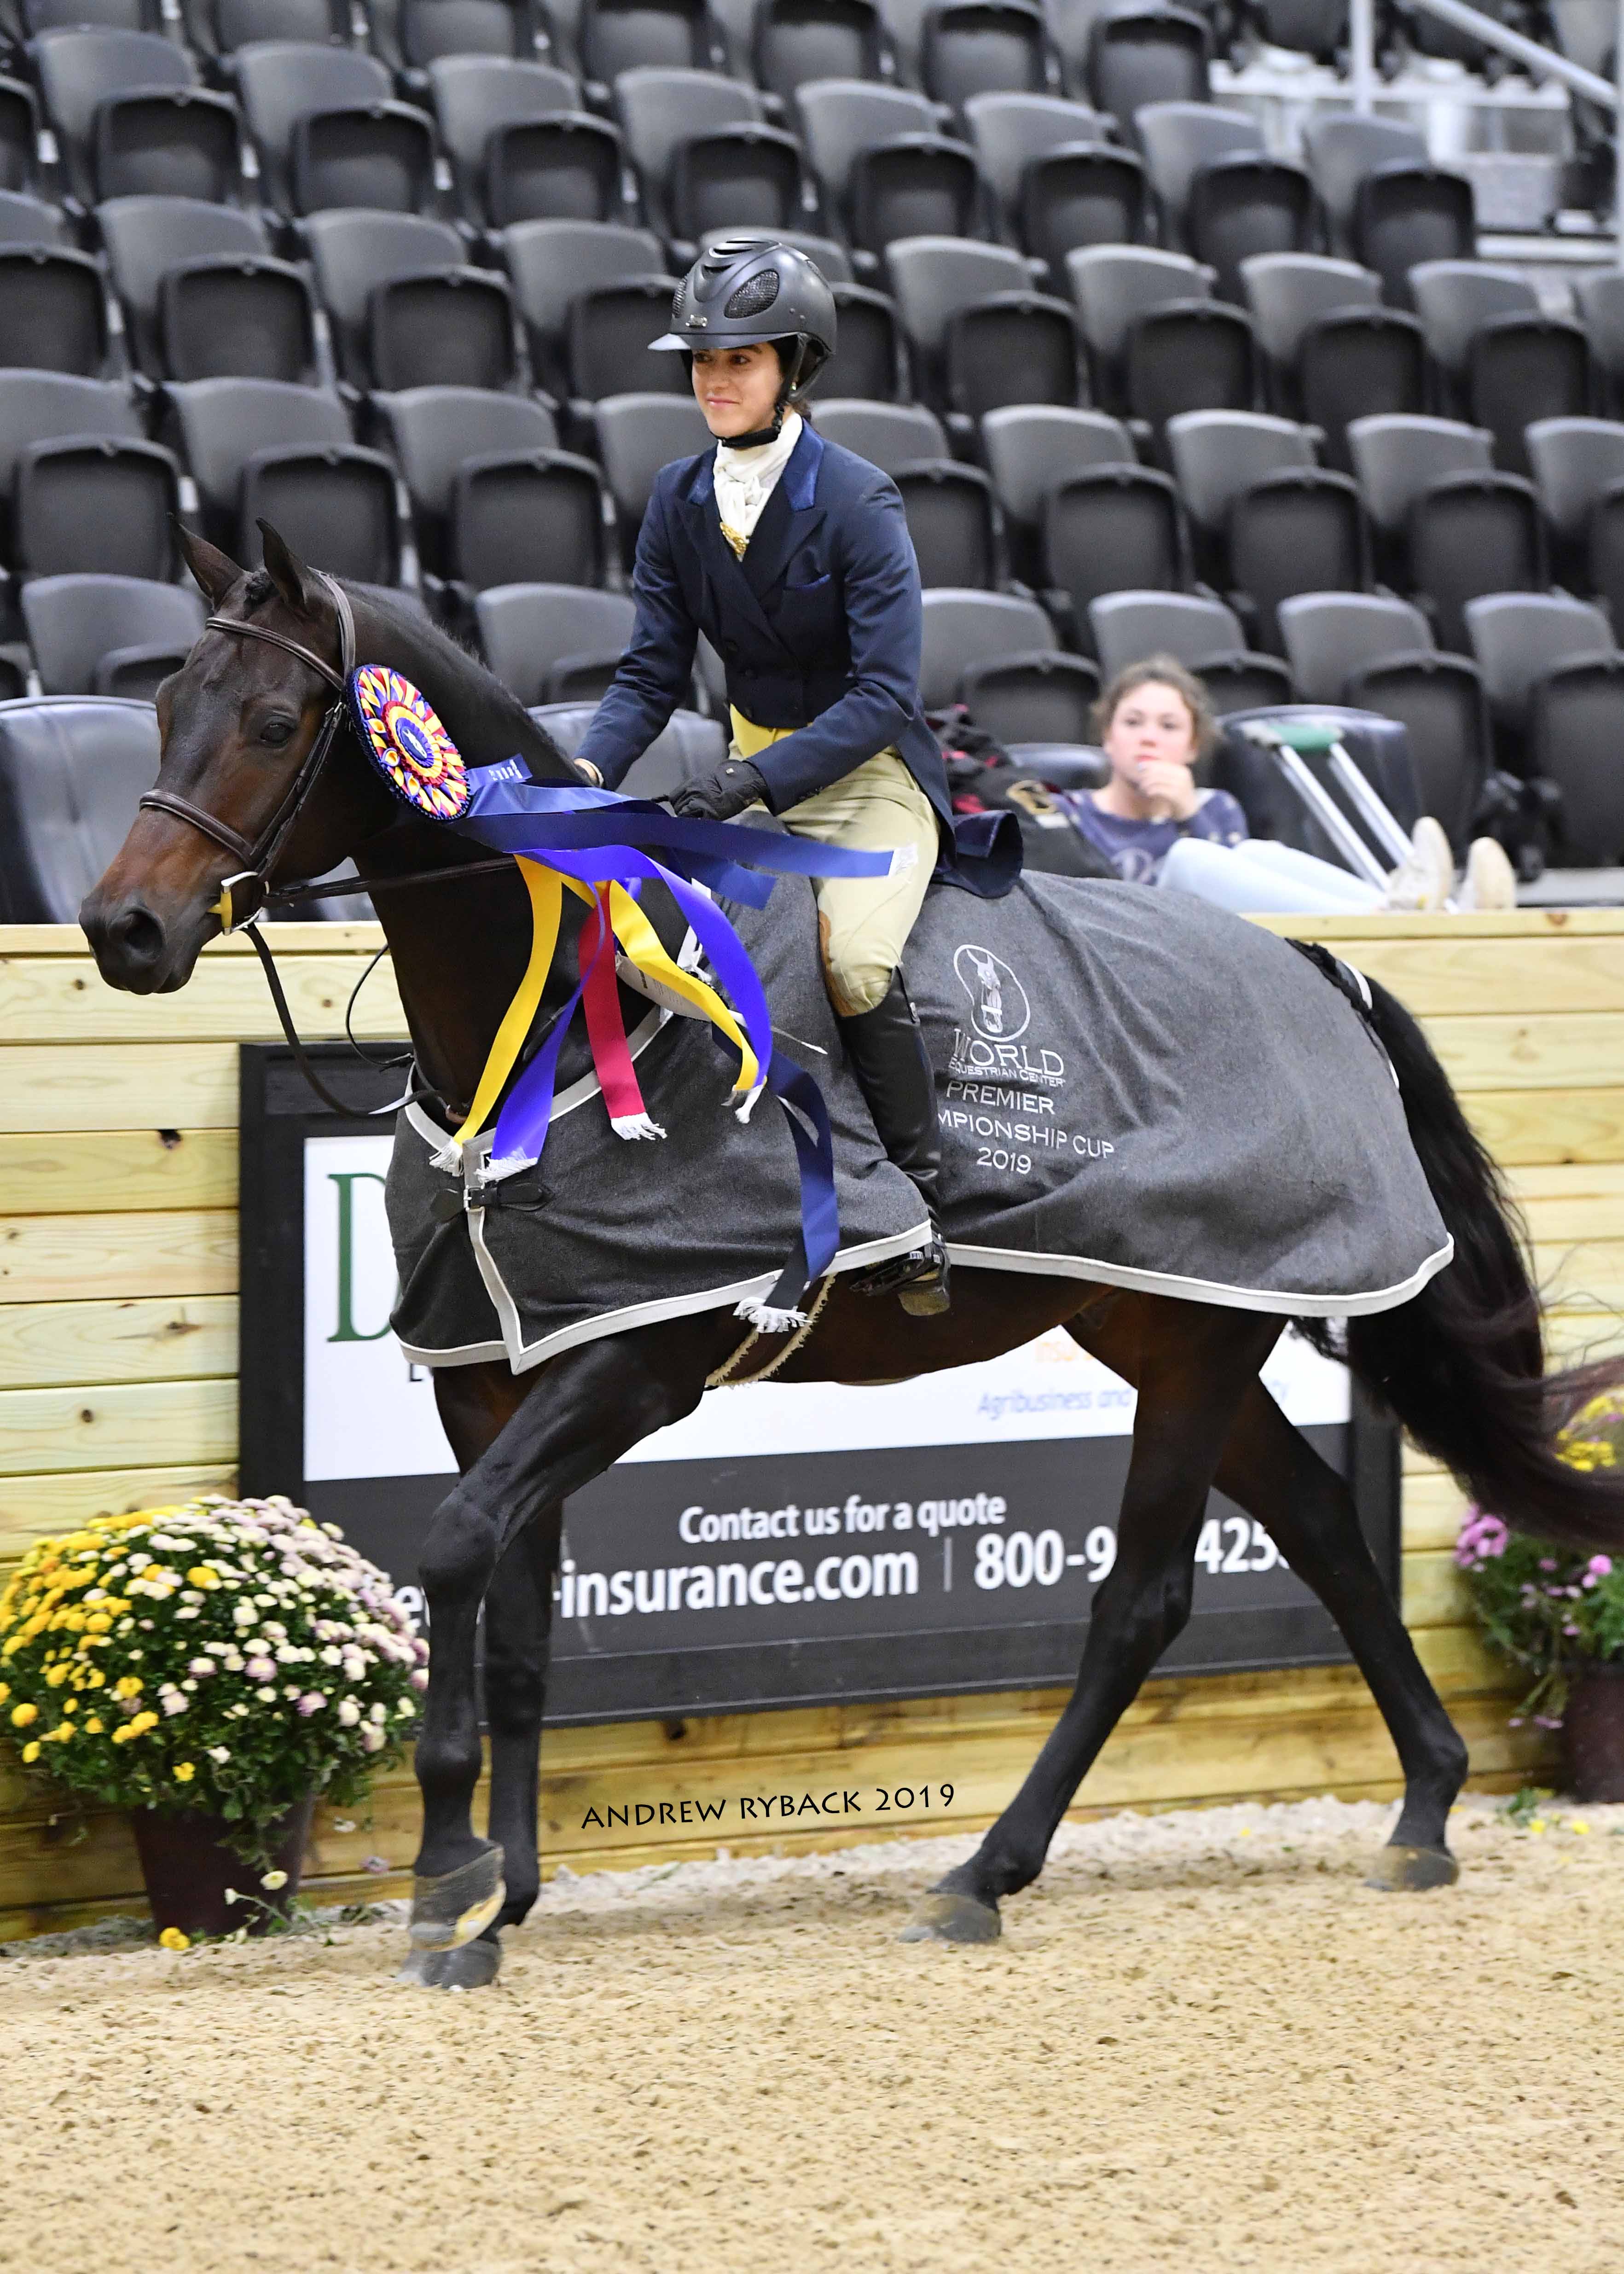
[110,905,166,967]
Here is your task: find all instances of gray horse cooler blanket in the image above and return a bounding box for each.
[386,870,1452,1372]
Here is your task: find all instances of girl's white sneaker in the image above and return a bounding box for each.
[1382,815,1455,912]
[1456,836,1518,912]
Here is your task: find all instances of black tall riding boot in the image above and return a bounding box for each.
[836,971,951,1316]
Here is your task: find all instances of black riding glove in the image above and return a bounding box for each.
[668,756,769,822]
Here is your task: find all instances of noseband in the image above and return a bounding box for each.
[139,571,358,934]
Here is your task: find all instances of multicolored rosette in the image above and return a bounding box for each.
[347,666,470,822]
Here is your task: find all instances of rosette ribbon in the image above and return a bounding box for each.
[436,764,911,1331]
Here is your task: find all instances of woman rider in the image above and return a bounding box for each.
[573,238,1019,1317]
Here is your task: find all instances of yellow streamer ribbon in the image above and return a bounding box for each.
[449,858,762,1154]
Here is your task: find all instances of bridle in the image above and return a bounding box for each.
[139,570,359,937]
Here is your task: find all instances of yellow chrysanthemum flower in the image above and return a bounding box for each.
[157,1927,190,1952]
[0,1683,8,1702]
[20,1741,39,1763]
[9,1703,37,1727]
[113,1676,143,1700]
[84,1717,103,1734]
[172,1762,195,1783]
[186,1567,219,1589]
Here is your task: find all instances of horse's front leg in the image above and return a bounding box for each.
[407,1327,705,1964]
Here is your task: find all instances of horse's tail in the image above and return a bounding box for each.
[1336,974,1624,1552]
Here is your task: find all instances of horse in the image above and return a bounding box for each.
[80,525,1624,1988]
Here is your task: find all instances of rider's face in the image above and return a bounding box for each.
[691,343,783,439]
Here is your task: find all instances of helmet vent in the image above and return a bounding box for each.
[724,268,780,319]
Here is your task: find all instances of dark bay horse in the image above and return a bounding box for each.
[81,527,1624,1987]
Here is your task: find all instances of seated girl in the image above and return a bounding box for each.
[1063,657,1516,915]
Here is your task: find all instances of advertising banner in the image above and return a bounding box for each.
[242,1048,1398,1725]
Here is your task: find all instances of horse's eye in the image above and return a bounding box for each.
[261,717,297,748]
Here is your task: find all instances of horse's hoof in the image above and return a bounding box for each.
[898,1890,1002,1944]
[409,1845,506,1950]
[1363,1842,1460,1893]
[395,1934,502,1991]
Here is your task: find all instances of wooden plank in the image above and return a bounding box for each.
[1466,1087,1624,1165]
[1509,1163,1624,1201]
[0,1463,237,1559]
[0,1129,236,1217]
[1404,1468,1467,1553]
[0,953,406,1044]
[0,1296,236,1390]
[1516,1190,1624,1241]
[0,1377,235,1476]
[1252,910,1624,942]
[1423,1011,1624,1093]
[0,923,387,955]
[1532,1237,1624,1312]
[0,1045,238,1133]
[0,1211,237,1303]
[1277,934,1624,1017]
[1402,1547,1471,1630]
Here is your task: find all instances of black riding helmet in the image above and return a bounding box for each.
[650,237,838,445]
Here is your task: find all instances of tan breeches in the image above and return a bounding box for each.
[731,730,939,1015]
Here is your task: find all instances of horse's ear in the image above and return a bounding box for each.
[176,525,243,610]
[257,519,312,614]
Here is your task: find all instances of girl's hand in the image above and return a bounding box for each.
[1135,761,1199,821]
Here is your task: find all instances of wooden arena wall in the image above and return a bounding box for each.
[0,910,1616,1937]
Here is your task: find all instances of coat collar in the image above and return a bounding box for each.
[679,421,826,643]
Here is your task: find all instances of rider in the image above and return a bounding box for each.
[572,238,1016,1316]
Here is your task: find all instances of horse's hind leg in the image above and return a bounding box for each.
[482,1500,562,1933]
[1214,1382,1468,1891]
[903,1299,1282,1945]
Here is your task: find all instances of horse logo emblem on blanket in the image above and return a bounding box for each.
[954,945,1030,1042]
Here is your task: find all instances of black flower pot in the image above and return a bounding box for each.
[1560,1663,1624,1803]
[132,1794,315,1936]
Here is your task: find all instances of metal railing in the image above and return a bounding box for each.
[1347,0,1624,254]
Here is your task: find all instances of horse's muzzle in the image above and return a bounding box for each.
[79,887,200,994]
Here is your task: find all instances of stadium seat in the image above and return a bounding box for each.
[93,87,243,209]
[1065,242,1209,408]
[500,218,666,394]
[1409,258,1537,391]
[812,398,946,472]
[449,449,609,592]
[1348,411,1491,540]
[1248,0,1347,56]
[794,78,933,212]
[164,378,399,583]
[1526,415,1624,618]
[99,196,268,378]
[885,237,1063,413]
[22,574,204,698]
[0,191,67,246]
[1125,300,1258,448]
[374,0,545,77]
[1349,412,1543,647]
[574,0,730,108]
[1301,114,1426,257]
[848,129,985,262]
[753,0,893,107]
[0,697,160,923]
[1043,465,1189,640]
[982,402,1135,581]
[958,647,1099,744]
[817,283,906,401]
[428,57,580,228]
[919,0,1056,121]
[485,111,632,227]
[1339,647,1494,852]
[1575,267,1624,417]
[568,274,687,404]
[592,390,709,565]
[306,209,517,392]
[158,252,319,385]
[1278,589,1434,704]
[33,29,199,208]
[0,249,108,376]
[0,372,158,577]
[1016,142,1150,285]
[206,0,351,58]
[21,0,162,38]
[1167,410,1366,649]
[1084,9,1210,142]
[962,88,1106,221]
[1409,260,1591,477]
[1189,155,1316,302]
[917,587,1055,709]
[371,382,582,587]
[0,79,41,197]
[1352,165,1476,308]
[1088,589,1278,689]
[290,95,437,218]
[1466,591,1624,858]
[612,66,763,234]
[475,583,638,704]
[1238,252,1428,467]
[1135,100,1261,247]
[233,44,399,214]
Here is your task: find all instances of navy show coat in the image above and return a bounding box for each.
[573,419,1017,896]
